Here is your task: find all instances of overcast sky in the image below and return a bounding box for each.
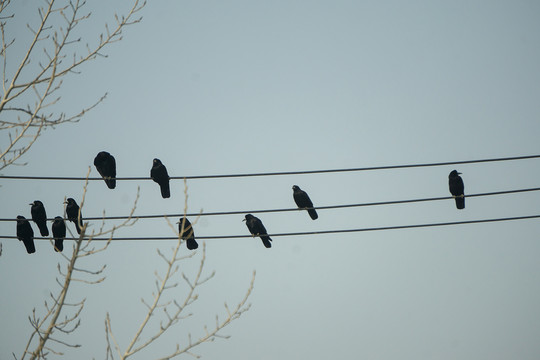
[2,1,540,359]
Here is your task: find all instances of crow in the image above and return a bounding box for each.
[16,215,35,254]
[30,200,49,236]
[243,214,272,248]
[150,158,171,198]
[51,216,66,252]
[65,198,83,234]
[448,170,465,209]
[178,217,198,250]
[292,185,318,220]
[94,151,117,189]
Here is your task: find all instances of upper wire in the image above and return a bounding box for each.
[1,154,539,181]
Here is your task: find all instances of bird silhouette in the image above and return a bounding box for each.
[51,216,66,252]
[150,158,171,198]
[178,217,198,250]
[94,151,117,189]
[65,198,83,234]
[243,214,272,248]
[16,215,35,254]
[448,170,465,209]
[30,200,49,236]
[292,185,318,220]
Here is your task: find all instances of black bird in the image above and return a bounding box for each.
[65,198,83,234]
[16,216,35,254]
[30,200,49,236]
[243,214,272,248]
[51,216,66,252]
[94,151,117,189]
[448,170,465,209]
[178,217,198,250]
[292,185,318,220]
[150,158,171,198]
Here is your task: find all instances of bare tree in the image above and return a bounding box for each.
[18,171,140,360]
[0,0,145,169]
[15,179,254,360]
[2,1,255,359]
[2,4,146,356]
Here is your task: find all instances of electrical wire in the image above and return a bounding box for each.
[1,186,539,222]
[2,214,540,241]
[1,154,539,181]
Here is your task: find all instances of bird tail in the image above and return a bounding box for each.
[455,196,465,210]
[73,220,82,234]
[261,235,272,248]
[161,182,171,198]
[54,239,64,252]
[37,222,49,237]
[23,239,36,254]
[186,238,198,250]
[105,178,116,189]
[308,208,318,220]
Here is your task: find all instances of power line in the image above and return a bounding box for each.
[1,154,539,181]
[1,186,539,222]
[2,214,540,241]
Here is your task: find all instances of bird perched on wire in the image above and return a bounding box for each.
[65,198,83,234]
[243,214,272,248]
[292,185,318,220]
[94,151,117,189]
[30,200,49,236]
[16,216,35,254]
[51,216,66,252]
[150,158,171,198]
[178,217,198,250]
[448,170,465,209]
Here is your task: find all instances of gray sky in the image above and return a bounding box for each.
[2,1,540,359]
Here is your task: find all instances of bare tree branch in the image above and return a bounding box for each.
[17,169,139,360]
[0,0,145,170]
[105,180,255,360]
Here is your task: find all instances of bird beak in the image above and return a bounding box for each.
[458,172,462,175]
[242,219,246,222]
[29,202,34,206]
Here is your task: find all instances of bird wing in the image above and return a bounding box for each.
[294,190,313,208]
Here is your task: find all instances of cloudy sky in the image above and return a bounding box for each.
[1,1,540,359]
